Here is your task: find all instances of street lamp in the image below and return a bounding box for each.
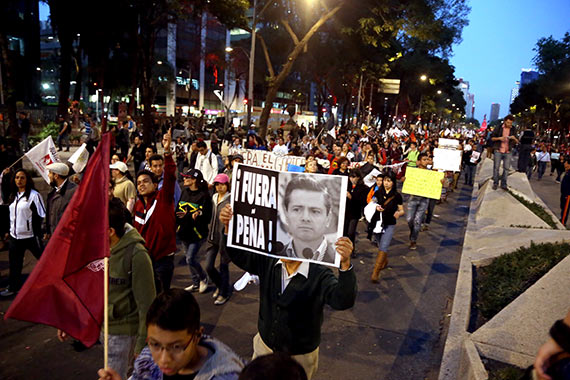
[225,46,233,53]
[418,75,428,121]
[420,74,427,81]
[437,90,442,94]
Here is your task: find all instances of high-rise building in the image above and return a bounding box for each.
[510,81,520,104]
[457,78,475,118]
[490,103,500,122]
[520,69,539,86]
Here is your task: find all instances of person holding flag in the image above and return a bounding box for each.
[58,200,156,380]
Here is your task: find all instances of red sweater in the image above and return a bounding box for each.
[133,154,177,261]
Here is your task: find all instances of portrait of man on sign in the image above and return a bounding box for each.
[276,173,339,264]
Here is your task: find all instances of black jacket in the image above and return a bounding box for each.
[176,187,212,243]
[226,237,357,355]
[346,183,369,220]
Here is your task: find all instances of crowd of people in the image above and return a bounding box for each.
[1,112,569,380]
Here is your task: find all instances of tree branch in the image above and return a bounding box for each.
[257,34,275,79]
[281,20,300,46]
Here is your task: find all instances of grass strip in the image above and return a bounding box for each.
[488,367,525,380]
[477,242,570,319]
[507,189,558,229]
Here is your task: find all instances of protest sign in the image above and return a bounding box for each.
[363,168,381,187]
[229,148,305,171]
[402,167,444,200]
[438,138,460,148]
[433,148,462,172]
[228,163,347,267]
[25,136,60,183]
[470,151,481,164]
[68,143,90,173]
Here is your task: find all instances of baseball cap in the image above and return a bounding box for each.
[181,168,204,182]
[46,162,70,176]
[110,161,129,173]
[231,154,244,162]
[213,173,229,184]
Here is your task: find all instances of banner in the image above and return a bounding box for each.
[402,167,444,200]
[24,136,60,183]
[438,138,460,148]
[5,134,111,347]
[229,148,306,172]
[470,151,481,164]
[228,163,348,267]
[68,143,90,173]
[433,148,462,172]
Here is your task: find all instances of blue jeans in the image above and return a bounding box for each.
[374,224,396,252]
[537,161,547,179]
[493,151,511,187]
[100,333,136,380]
[56,133,70,150]
[406,196,429,242]
[184,239,207,286]
[464,165,476,185]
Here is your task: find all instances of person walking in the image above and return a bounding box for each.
[176,169,212,294]
[205,174,232,305]
[56,115,71,152]
[1,169,46,297]
[537,144,551,180]
[490,115,518,190]
[560,157,570,226]
[369,171,404,282]
[344,170,369,256]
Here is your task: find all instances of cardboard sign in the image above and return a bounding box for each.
[433,148,462,172]
[229,148,306,172]
[402,167,444,200]
[228,163,348,267]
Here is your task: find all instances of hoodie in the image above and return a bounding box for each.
[131,335,245,380]
[208,192,231,245]
[108,224,156,354]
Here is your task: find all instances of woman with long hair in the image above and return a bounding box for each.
[345,170,370,256]
[1,169,46,296]
[176,169,212,294]
[370,170,404,283]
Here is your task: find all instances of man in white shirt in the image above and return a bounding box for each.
[272,137,289,156]
[194,141,218,186]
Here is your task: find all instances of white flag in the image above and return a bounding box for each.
[24,136,60,184]
[328,127,336,139]
[68,143,90,173]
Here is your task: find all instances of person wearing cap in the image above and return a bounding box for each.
[204,173,232,305]
[177,168,212,294]
[44,162,77,239]
[110,161,136,212]
[133,130,177,293]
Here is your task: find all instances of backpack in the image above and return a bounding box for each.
[209,152,225,174]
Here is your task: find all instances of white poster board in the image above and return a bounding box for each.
[433,148,462,172]
[438,138,460,148]
[228,163,347,267]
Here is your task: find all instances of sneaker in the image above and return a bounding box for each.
[492,184,498,190]
[501,185,508,190]
[214,295,229,305]
[556,180,561,184]
[0,289,14,297]
[212,288,219,299]
[409,242,417,250]
[199,279,209,294]
[184,284,199,292]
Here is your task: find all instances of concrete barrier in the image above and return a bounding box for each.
[438,157,570,380]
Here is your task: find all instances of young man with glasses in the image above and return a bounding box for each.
[97,289,244,380]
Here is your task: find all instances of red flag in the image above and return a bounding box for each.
[5,134,111,347]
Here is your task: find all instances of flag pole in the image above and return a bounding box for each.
[5,155,25,171]
[562,195,570,227]
[103,257,109,370]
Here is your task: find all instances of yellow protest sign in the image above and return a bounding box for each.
[402,167,444,200]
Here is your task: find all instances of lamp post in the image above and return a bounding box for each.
[179,67,193,116]
[418,75,427,122]
[247,0,257,127]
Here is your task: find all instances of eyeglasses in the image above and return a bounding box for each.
[146,336,194,356]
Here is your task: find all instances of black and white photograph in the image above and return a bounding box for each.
[228,163,348,267]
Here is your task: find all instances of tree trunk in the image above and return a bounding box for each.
[0,31,18,139]
[258,4,342,139]
[57,34,73,119]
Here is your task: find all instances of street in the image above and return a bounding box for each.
[0,176,473,380]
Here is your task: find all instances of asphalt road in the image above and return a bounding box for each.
[0,153,473,380]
